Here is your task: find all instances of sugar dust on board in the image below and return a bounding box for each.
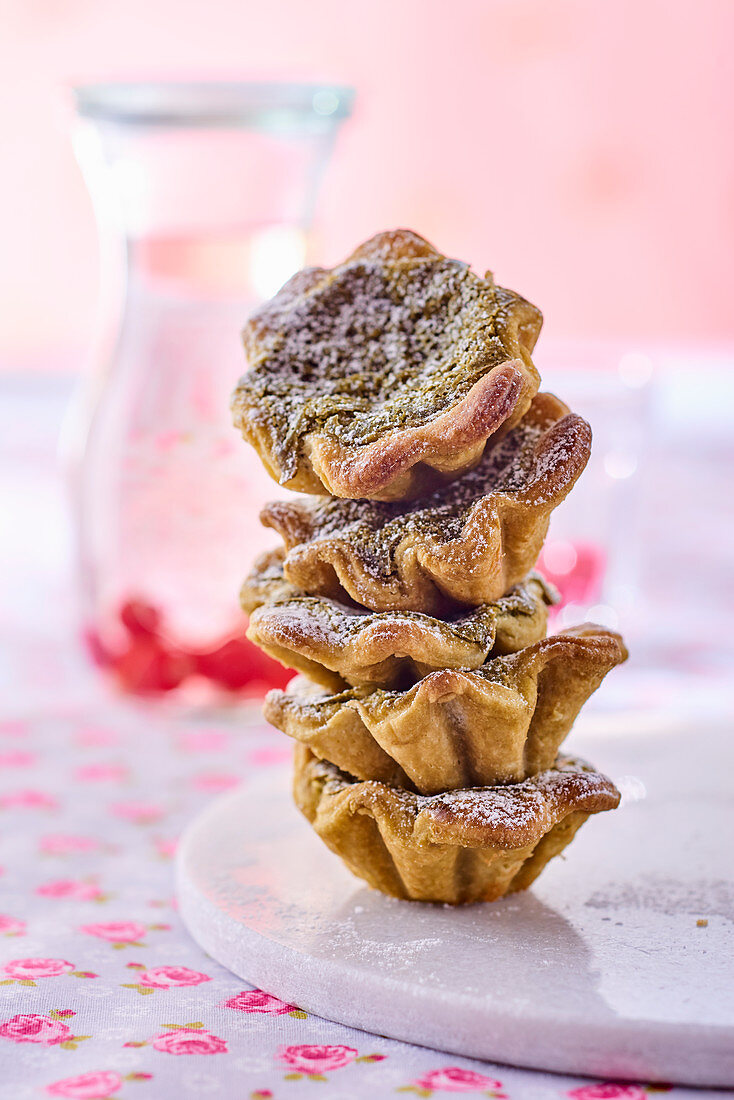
[84,599,294,697]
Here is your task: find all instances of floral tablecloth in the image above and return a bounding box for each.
[0,703,721,1100]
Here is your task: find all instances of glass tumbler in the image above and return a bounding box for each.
[535,344,653,632]
[67,82,353,700]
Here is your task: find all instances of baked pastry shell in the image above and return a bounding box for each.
[266,625,627,793]
[242,549,555,690]
[232,229,541,502]
[293,746,620,904]
[262,392,591,615]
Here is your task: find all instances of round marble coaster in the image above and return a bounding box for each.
[176,723,734,1087]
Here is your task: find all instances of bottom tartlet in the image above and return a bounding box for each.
[293,745,620,905]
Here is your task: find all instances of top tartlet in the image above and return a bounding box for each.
[231,229,542,501]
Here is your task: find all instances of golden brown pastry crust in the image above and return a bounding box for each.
[242,549,555,690]
[262,393,591,614]
[293,746,620,904]
[268,626,627,792]
[232,229,541,501]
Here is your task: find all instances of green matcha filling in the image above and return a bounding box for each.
[237,258,527,477]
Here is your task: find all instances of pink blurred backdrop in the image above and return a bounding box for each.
[1,0,733,372]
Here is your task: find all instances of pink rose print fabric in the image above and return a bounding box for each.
[1,788,58,809]
[45,1070,153,1097]
[79,921,147,942]
[122,964,210,994]
[0,1013,73,1045]
[74,727,119,747]
[405,1066,505,1094]
[0,750,35,767]
[110,800,164,825]
[277,1042,358,1079]
[39,834,99,855]
[0,1011,90,1049]
[191,771,240,792]
[179,730,229,753]
[37,879,106,901]
[2,957,74,980]
[137,966,209,989]
[74,764,128,782]
[222,988,303,1016]
[0,706,698,1098]
[151,1025,228,1055]
[79,921,155,948]
[46,1071,122,1098]
[0,915,25,936]
[0,719,28,737]
[153,838,178,860]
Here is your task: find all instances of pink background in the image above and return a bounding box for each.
[1,0,733,371]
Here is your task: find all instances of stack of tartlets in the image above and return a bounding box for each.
[233,230,627,905]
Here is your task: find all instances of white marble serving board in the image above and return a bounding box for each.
[177,722,734,1087]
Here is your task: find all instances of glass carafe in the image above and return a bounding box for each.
[67,82,353,699]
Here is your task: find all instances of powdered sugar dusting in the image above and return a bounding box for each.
[235,243,535,478]
[272,401,585,584]
[310,752,619,843]
[246,551,551,658]
[429,759,617,831]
